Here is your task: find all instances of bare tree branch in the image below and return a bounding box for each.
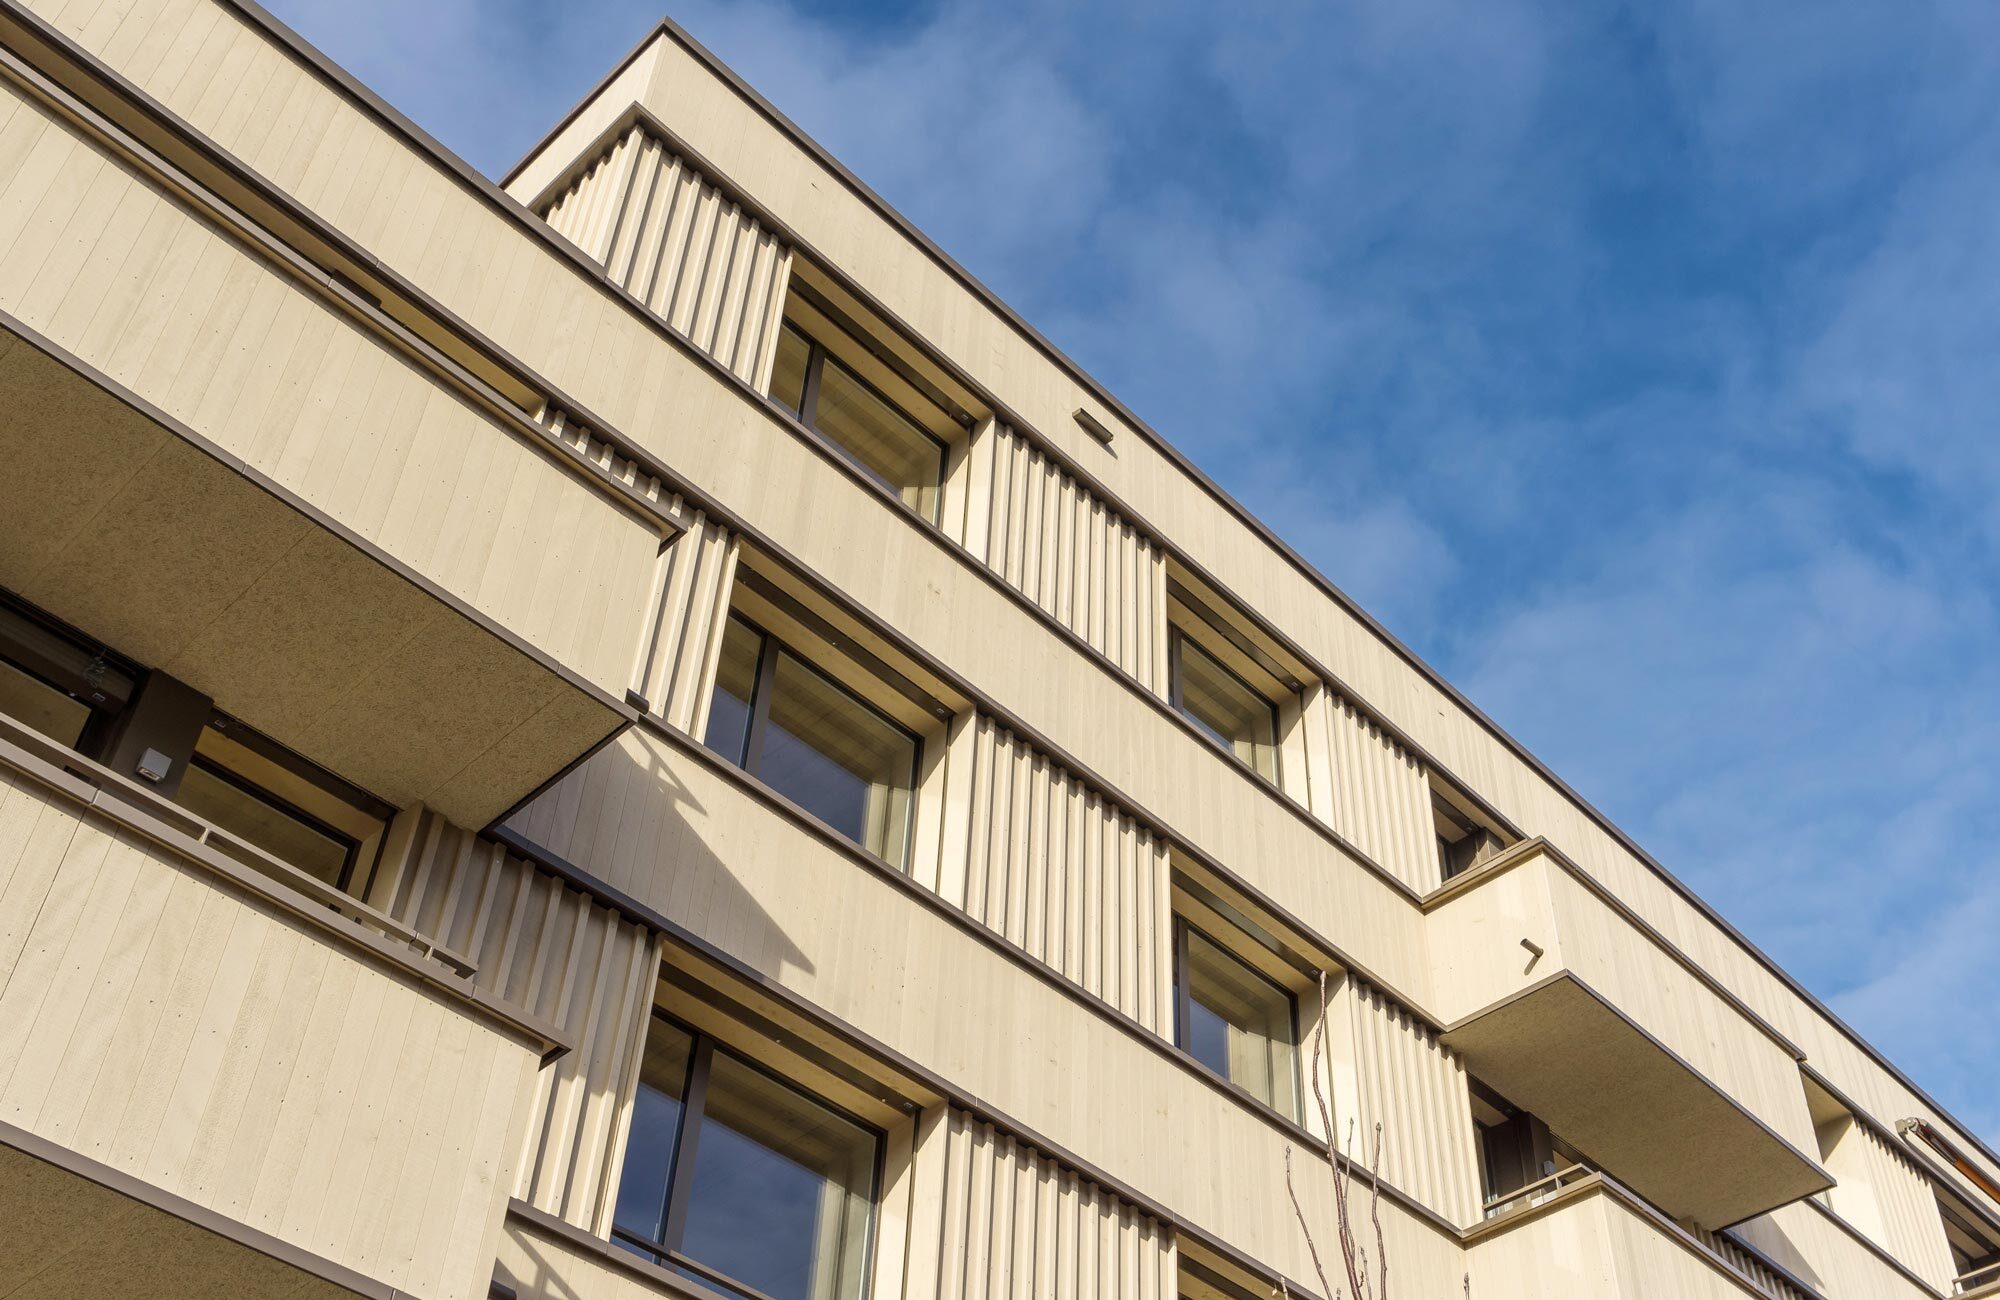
[1284,1144,1335,1297]
[1370,1122,1389,1300]
[1283,968,1471,1300]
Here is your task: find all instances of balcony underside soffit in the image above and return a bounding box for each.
[0,1126,384,1300]
[0,323,620,827]
[1443,975,1833,1231]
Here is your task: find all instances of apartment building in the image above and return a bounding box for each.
[0,2,1993,1297]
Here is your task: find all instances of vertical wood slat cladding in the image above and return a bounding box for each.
[1302,689,1440,893]
[33,0,1992,1212]
[1695,1230,1815,1300]
[910,1107,1175,1300]
[958,423,1171,694]
[1339,976,1481,1227]
[0,766,536,1300]
[364,806,662,1238]
[535,402,741,735]
[542,122,792,388]
[630,503,740,737]
[929,715,1174,1036]
[536,404,670,506]
[1820,1121,1956,1292]
[1733,1201,1938,1300]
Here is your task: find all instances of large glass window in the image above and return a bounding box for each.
[1170,632,1280,781]
[0,594,136,748]
[177,756,358,888]
[1175,918,1300,1120]
[179,722,388,892]
[612,1015,879,1300]
[703,614,918,869]
[769,323,947,522]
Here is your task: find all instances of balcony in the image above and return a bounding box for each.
[1426,840,1830,1229]
[1466,1168,1824,1300]
[1731,1198,1949,1300]
[0,58,665,827]
[0,710,567,1300]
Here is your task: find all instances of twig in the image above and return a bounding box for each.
[1284,1144,1335,1297]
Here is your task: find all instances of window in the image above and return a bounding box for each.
[1173,917,1300,1120]
[1170,630,1280,781]
[179,757,355,886]
[704,613,919,869]
[1941,1193,2000,1294]
[0,589,389,894]
[176,718,390,892]
[612,1014,879,1300]
[1179,1259,1276,1300]
[770,323,948,522]
[0,593,136,749]
[1471,1080,1585,1216]
[1434,795,1504,882]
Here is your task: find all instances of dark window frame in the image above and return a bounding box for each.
[1171,914,1303,1120]
[1167,626,1283,784]
[611,1010,885,1300]
[774,323,950,524]
[707,611,924,870]
[1433,794,1505,882]
[182,751,366,892]
[0,589,140,736]
[0,587,391,893]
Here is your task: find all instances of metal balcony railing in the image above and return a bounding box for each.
[1480,1162,1827,1300]
[1958,1260,2000,1296]
[1481,1163,1597,1219]
[0,710,474,978]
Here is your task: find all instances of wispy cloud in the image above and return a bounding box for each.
[264,0,2000,1144]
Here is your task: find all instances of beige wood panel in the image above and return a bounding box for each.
[545,122,792,389]
[508,20,2000,1195]
[1428,847,1817,1159]
[15,0,1435,998]
[0,1137,366,1300]
[361,806,663,1240]
[1328,975,1481,1227]
[926,714,1173,1036]
[1693,1229,1815,1300]
[1301,688,1440,893]
[0,763,541,1300]
[957,421,1170,695]
[902,1105,1175,1300]
[1817,1117,1956,1292]
[37,0,1991,1199]
[0,79,658,700]
[1734,1199,1938,1300]
[536,404,674,508]
[1467,1180,1804,1300]
[629,501,740,736]
[500,727,1469,1286]
[1538,863,1816,1156]
[1465,1191,1619,1299]
[1594,1193,1784,1300]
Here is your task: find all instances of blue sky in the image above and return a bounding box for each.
[262,0,2000,1144]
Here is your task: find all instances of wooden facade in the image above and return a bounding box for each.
[0,2,1991,1298]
